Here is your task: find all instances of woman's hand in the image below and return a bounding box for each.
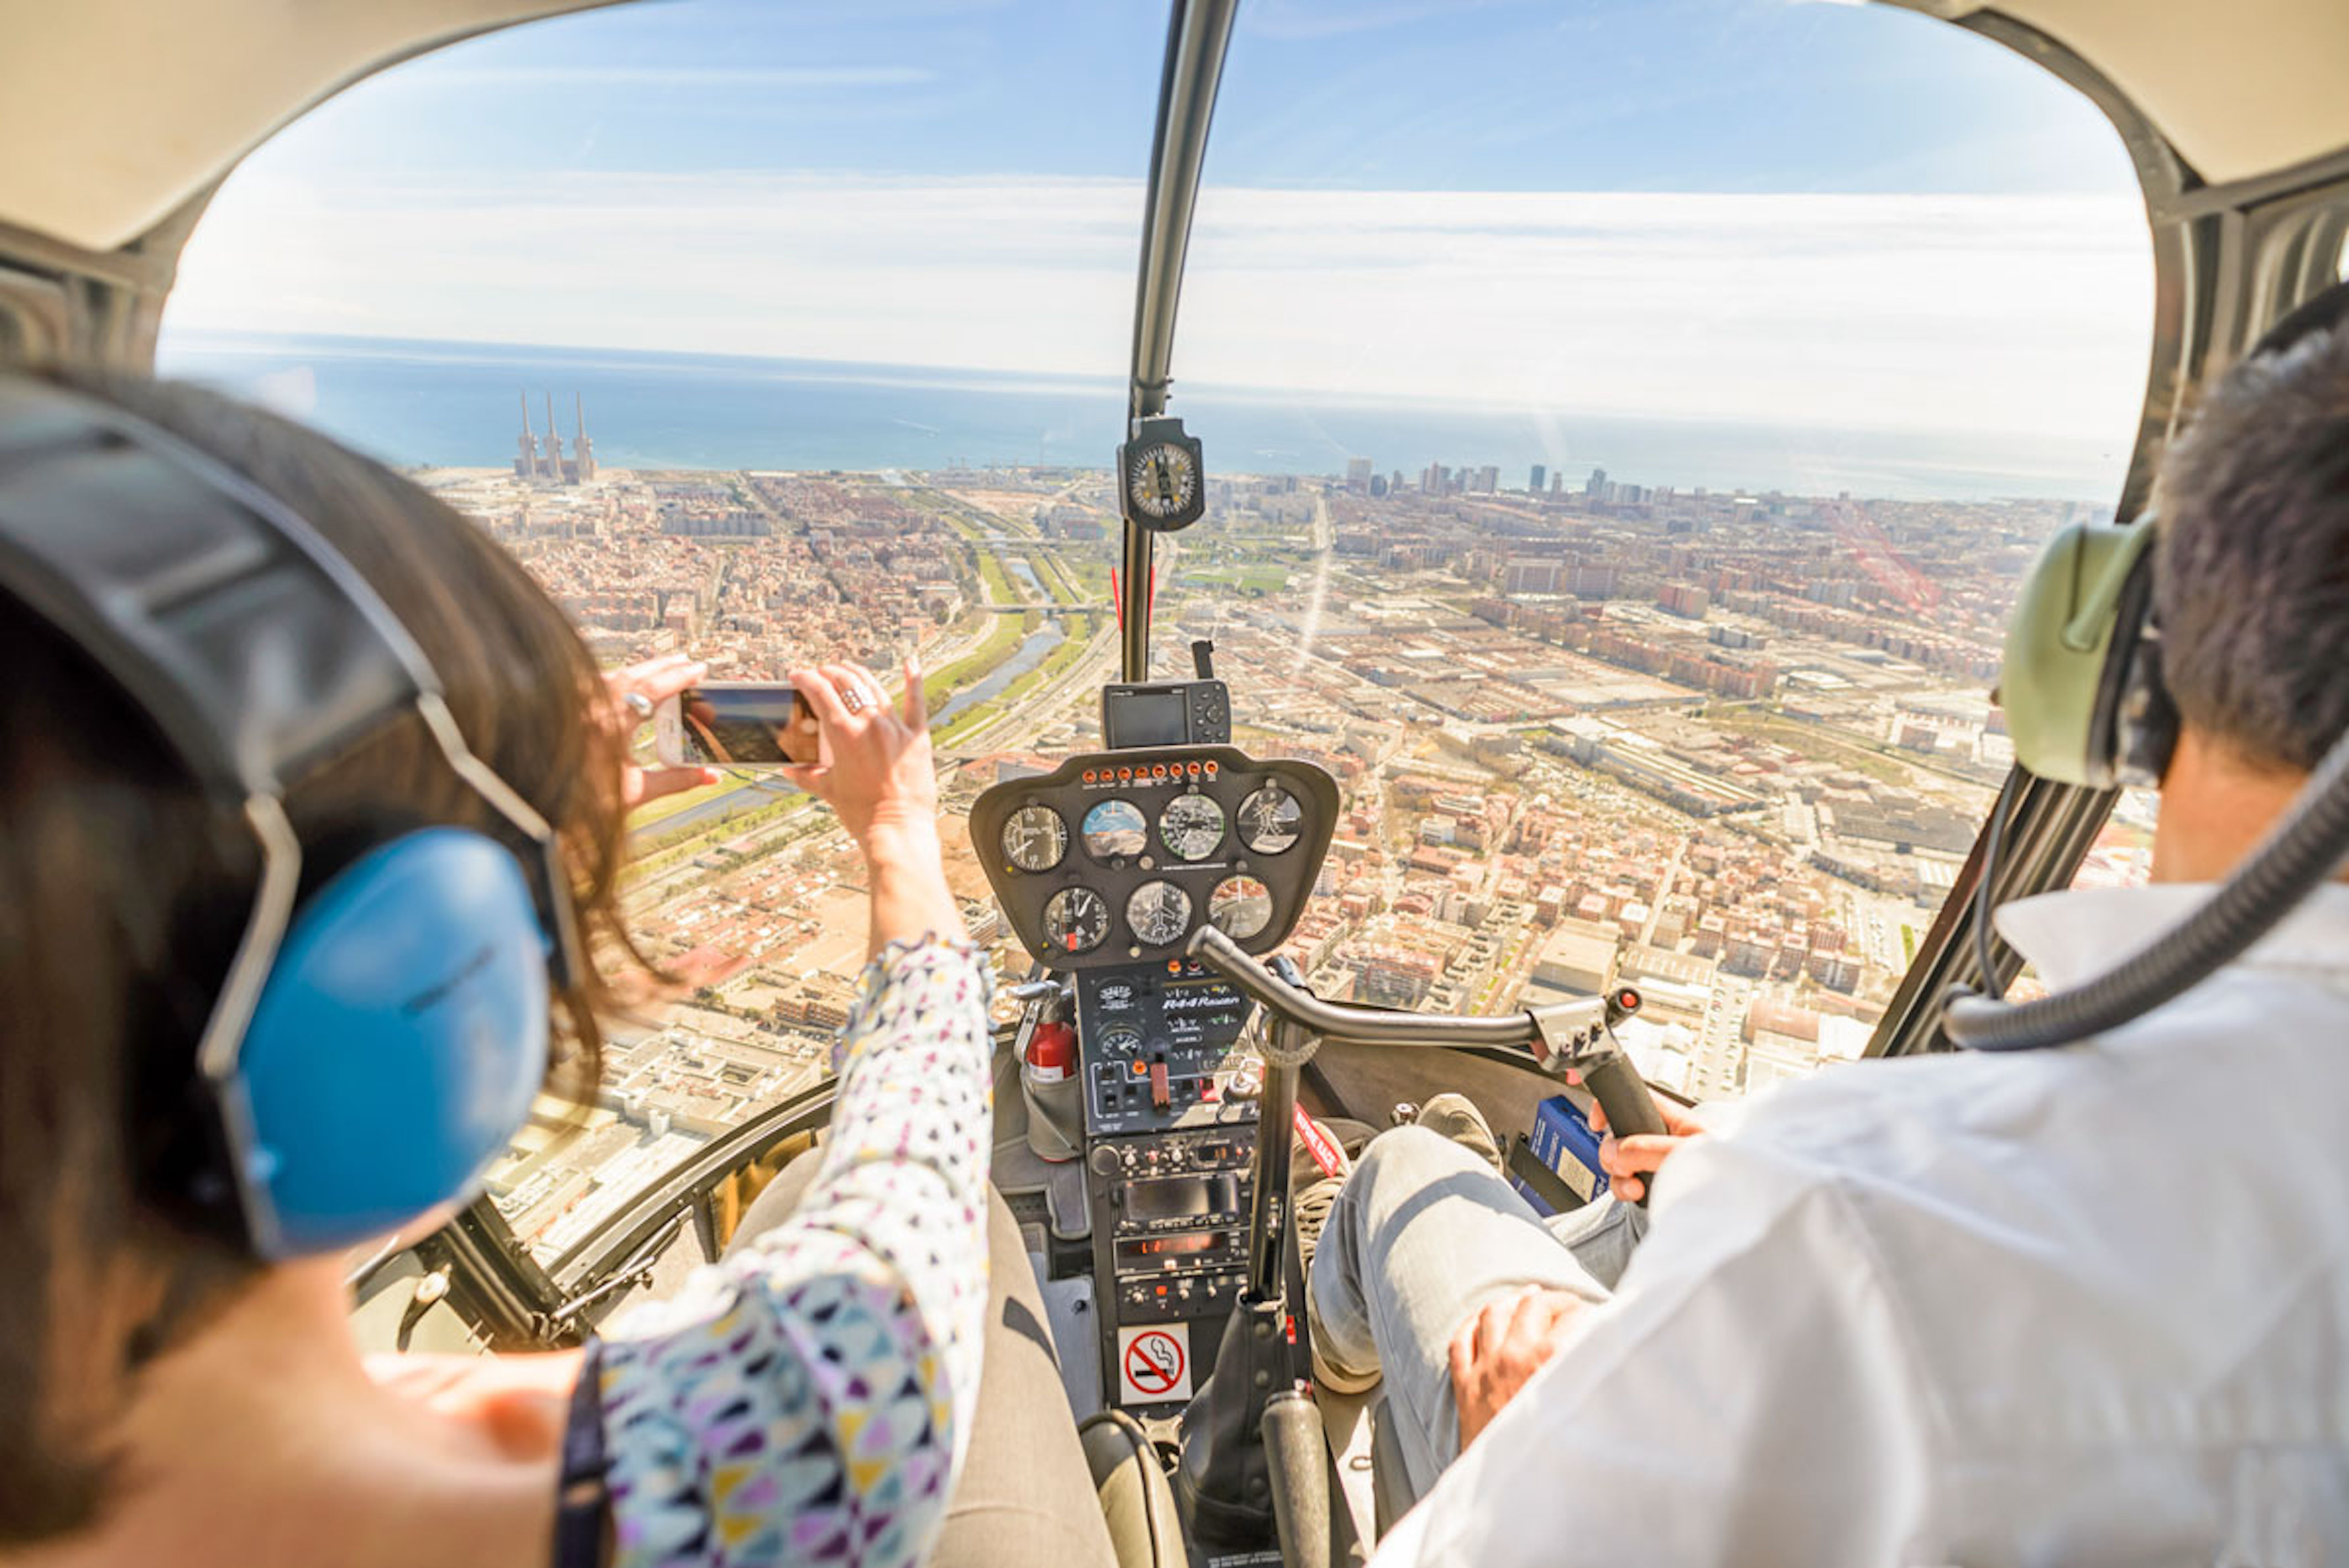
[781,658,939,853]
[785,657,965,956]
[605,653,720,808]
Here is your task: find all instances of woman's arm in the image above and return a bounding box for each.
[591,656,992,1568]
[787,659,967,958]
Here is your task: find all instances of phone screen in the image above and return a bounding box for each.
[678,685,819,765]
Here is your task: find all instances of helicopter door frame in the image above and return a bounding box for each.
[1868,5,2349,1056]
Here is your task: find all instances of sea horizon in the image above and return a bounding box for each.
[156,328,2130,507]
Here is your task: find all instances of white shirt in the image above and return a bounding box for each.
[1374,882,2349,1567]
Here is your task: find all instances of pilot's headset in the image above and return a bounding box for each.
[0,375,581,1259]
[1997,277,2349,791]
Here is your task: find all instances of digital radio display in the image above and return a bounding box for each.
[1125,1176,1239,1222]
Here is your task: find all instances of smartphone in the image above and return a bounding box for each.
[655,681,823,767]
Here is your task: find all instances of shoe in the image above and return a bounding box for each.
[1289,1111,1350,1282]
[1413,1092,1505,1178]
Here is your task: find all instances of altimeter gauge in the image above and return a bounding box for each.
[1159,793,1225,861]
[1115,415,1207,533]
[1042,887,1111,955]
[1125,880,1193,946]
[999,803,1068,872]
[1208,875,1274,941]
[1237,783,1303,854]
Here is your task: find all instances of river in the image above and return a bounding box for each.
[931,620,1068,727]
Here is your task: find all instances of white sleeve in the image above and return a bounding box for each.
[1371,1136,1935,1568]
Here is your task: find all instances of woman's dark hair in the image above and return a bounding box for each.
[0,373,641,1543]
[2155,318,2349,775]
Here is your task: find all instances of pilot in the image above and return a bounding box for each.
[1305,293,2349,1564]
[0,376,1115,1567]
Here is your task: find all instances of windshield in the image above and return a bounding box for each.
[163,0,1163,1264]
[1160,0,2151,1098]
[161,0,2152,1259]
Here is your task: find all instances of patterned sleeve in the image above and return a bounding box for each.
[592,936,996,1568]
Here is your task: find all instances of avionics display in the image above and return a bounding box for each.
[1124,1175,1241,1222]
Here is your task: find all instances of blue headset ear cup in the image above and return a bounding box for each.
[229,828,552,1257]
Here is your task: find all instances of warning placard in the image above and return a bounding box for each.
[1116,1323,1193,1404]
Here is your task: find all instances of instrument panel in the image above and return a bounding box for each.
[970,746,1337,971]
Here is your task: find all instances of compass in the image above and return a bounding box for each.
[1116,415,1207,533]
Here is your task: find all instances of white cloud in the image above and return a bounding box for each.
[165,170,2152,441]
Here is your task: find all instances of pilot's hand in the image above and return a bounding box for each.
[1449,1286,1588,1450]
[1573,1071,1710,1203]
[607,653,720,808]
[783,657,938,857]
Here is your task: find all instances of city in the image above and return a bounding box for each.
[432,406,2147,1260]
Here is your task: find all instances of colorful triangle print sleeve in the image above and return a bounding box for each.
[592,936,996,1567]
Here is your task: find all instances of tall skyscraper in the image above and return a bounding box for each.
[1345,456,1374,491]
[1585,466,1608,497]
[1529,464,1546,494]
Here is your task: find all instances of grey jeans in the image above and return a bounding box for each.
[1308,1125,1651,1499]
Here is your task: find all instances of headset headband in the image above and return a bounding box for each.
[0,376,583,1096]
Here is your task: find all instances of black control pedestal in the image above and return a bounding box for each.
[1078,966,1262,1412]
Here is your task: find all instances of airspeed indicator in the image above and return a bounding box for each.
[1000,804,1068,872]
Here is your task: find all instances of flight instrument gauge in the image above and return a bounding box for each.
[1115,416,1207,533]
[1081,799,1148,860]
[1237,783,1303,854]
[1042,887,1111,955]
[1159,793,1225,861]
[1125,880,1193,946]
[1096,1023,1144,1058]
[999,804,1068,872]
[1208,875,1274,941]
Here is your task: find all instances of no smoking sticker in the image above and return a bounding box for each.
[1117,1324,1193,1404]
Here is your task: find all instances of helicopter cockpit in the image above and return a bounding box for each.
[5,0,2349,1562]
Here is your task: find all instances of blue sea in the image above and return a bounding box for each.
[156,330,2128,504]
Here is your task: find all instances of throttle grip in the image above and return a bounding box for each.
[1577,1050,1668,1208]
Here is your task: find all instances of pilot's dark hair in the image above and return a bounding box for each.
[2155,304,2349,775]
[0,374,643,1544]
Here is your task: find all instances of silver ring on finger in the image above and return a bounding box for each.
[623,691,654,720]
[839,686,865,715]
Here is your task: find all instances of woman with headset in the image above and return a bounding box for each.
[0,375,1112,1567]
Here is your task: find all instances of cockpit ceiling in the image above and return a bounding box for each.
[1915,0,2349,188]
[0,0,2344,259]
[0,0,610,254]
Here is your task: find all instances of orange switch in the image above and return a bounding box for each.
[1149,1060,1171,1111]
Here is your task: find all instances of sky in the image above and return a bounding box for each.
[164,0,2157,442]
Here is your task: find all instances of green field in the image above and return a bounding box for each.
[1031,550,1083,605]
[975,545,1017,606]
[1188,562,1290,596]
